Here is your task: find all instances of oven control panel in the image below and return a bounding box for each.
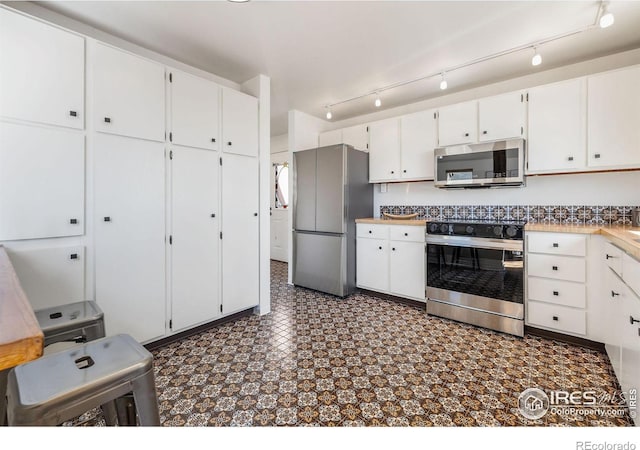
[426,221,523,240]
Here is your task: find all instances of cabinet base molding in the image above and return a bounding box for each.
[144,307,255,351]
[359,289,426,309]
[526,326,605,353]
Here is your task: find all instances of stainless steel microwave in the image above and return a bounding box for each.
[434,139,525,188]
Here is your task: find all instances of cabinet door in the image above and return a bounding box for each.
[356,238,388,292]
[0,122,84,241]
[6,246,85,311]
[171,146,220,332]
[93,43,165,142]
[94,134,165,343]
[222,154,259,314]
[342,125,369,151]
[619,283,640,426]
[401,109,437,180]
[319,129,342,147]
[438,101,477,146]
[478,91,525,142]
[368,118,400,182]
[0,9,84,129]
[170,70,220,151]
[222,88,258,157]
[527,78,587,173]
[588,66,640,168]
[389,241,425,300]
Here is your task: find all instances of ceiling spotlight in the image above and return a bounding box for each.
[599,2,614,28]
[531,48,542,66]
[439,73,448,90]
[374,95,382,108]
[325,107,332,120]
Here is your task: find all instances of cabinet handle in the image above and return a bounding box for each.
[552,266,558,271]
[212,138,216,143]
[482,131,487,135]
[404,233,408,236]
[392,247,396,251]
[391,170,395,174]
[553,291,559,296]
[606,254,615,260]
[104,117,111,123]
[464,133,469,137]
[552,243,559,248]
[69,110,77,117]
[594,153,601,159]
[368,230,372,234]
[552,316,559,321]
[378,246,382,250]
[568,156,574,161]
[69,218,78,225]
[253,213,258,216]
[70,253,78,260]
[211,213,216,218]
[103,217,111,222]
[403,170,407,173]
[227,141,232,146]
[631,316,640,325]
[611,291,620,297]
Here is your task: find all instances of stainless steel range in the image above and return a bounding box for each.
[425,219,525,336]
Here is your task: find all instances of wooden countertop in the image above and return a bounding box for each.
[525,223,640,260]
[0,246,43,371]
[356,218,427,226]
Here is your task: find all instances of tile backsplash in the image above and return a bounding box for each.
[380,205,639,225]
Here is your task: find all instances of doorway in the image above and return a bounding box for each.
[270,151,289,262]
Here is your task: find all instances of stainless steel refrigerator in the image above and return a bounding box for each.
[292,144,373,297]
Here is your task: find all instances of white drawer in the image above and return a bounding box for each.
[623,252,640,298]
[528,301,586,336]
[356,223,389,239]
[389,225,425,243]
[527,277,586,308]
[527,232,587,257]
[604,241,623,277]
[527,253,586,283]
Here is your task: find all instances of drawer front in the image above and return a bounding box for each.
[527,277,586,308]
[604,242,623,277]
[527,253,586,283]
[389,225,425,243]
[527,232,587,257]
[528,301,586,336]
[623,252,640,297]
[356,223,389,240]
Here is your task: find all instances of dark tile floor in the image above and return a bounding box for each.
[74,261,633,426]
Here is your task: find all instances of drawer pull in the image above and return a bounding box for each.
[552,243,559,248]
[631,316,640,325]
[103,216,111,222]
[69,253,78,260]
[552,266,558,271]
[552,316,559,321]
[392,247,396,251]
[553,291,559,296]
[378,246,382,250]
[69,218,78,224]
[404,233,408,236]
[611,291,620,297]
[606,254,616,260]
[104,117,111,123]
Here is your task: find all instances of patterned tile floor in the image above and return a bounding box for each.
[74,261,632,427]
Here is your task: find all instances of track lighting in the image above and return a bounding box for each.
[599,2,614,28]
[325,107,332,120]
[439,73,448,90]
[531,48,542,66]
[374,94,382,108]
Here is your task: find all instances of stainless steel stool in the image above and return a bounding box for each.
[35,301,105,347]
[6,334,160,426]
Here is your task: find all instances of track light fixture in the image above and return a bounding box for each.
[321,2,614,119]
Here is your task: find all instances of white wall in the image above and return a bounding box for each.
[374,171,640,216]
[271,133,287,154]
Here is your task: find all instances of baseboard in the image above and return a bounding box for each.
[359,289,426,309]
[525,326,605,352]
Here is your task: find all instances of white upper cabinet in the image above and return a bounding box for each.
[222,88,258,157]
[0,9,84,129]
[437,101,477,146]
[527,78,587,174]
[93,43,165,142]
[0,122,84,241]
[342,124,369,151]
[588,65,640,168]
[400,109,437,180]
[169,70,220,151]
[368,118,400,182]
[478,91,525,142]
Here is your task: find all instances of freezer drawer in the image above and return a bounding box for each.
[293,231,350,297]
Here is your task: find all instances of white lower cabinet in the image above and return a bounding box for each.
[94,134,166,343]
[6,245,85,311]
[221,153,259,315]
[356,223,425,301]
[170,146,220,332]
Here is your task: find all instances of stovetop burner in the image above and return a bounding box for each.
[426,218,525,240]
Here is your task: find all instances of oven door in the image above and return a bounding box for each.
[425,236,524,319]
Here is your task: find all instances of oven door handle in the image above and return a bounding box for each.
[425,235,523,252]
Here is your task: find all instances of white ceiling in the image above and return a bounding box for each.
[35,1,640,136]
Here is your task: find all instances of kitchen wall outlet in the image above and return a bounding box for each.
[380,183,388,193]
